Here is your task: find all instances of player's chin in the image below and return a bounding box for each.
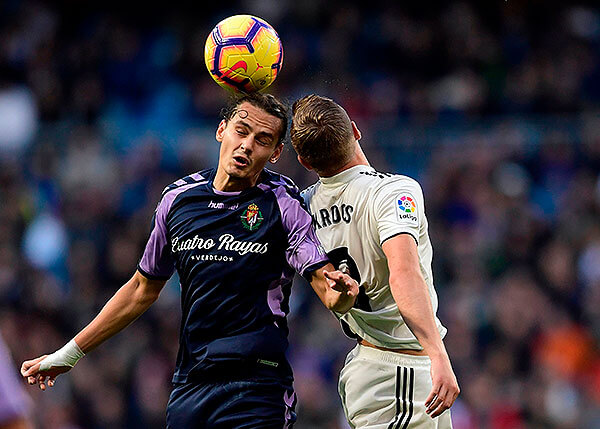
[226,163,248,176]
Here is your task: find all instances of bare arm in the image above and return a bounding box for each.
[383,234,459,417]
[21,270,166,390]
[73,270,166,353]
[308,263,358,313]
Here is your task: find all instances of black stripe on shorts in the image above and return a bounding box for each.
[387,366,415,429]
[400,368,415,429]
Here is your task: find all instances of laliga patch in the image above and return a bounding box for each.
[396,193,418,225]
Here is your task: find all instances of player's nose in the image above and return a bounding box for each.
[239,137,255,153]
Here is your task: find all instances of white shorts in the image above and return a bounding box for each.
[338,344,452,429]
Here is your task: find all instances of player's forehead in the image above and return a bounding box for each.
[231,102,282,136]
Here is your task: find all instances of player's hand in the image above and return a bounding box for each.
[21,355,71,391]
[323,270,359,297]
[424,355,460,418]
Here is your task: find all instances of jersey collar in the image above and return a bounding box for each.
[319,165,375,186]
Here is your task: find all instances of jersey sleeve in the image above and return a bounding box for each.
[273,186,329,277]
[137,191,176,280]
[372,177,425,245]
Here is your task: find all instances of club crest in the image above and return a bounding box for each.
[241,203,264,231]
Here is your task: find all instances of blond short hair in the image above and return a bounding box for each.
[290,94,355,174]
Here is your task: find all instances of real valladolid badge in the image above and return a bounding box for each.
[241,203,264,231]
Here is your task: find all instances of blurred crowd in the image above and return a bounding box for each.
[1,0,600,428]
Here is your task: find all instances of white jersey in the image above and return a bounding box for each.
[302,165,446,350]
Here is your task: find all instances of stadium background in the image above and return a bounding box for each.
[1,0,600,427]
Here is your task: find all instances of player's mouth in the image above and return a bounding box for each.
[232,155,250,167]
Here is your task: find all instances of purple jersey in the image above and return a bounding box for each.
[138,168,328,383]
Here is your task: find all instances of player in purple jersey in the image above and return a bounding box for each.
[0,334,32,429]
[21,93,359,428]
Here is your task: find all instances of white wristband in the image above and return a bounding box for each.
[39,339,85,371]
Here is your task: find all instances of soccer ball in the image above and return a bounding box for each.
[204,15,283,93]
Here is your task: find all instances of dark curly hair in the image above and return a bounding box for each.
[221,93,289,145]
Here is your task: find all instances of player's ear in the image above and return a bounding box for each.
[297,155,313,171]
[351,121,362,141]
[216,120,227,142]
[270,143,283,164]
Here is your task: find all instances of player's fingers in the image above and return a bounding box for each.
[47,377,56,388]
[428,387,451,417]
[21,356,47,376]
[426,386,446,413]
[329,270,346,280]
[323,271,336,287]
[323,270,342,280]
[23,362,42,378]
[426,397,444,416]
[429,404,447,418]
[345,280,358,296]
[27,376,36,385]
[21,360,34,376]
[429,396,452,418]
[424,388,439,407]
[37,374,47,391]
[325,271,349,290]
[425,395,440,413]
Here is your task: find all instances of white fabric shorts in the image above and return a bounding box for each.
[338,344,452,429]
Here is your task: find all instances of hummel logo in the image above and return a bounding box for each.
[208,201,239,210]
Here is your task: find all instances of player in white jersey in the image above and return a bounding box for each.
[290,95,459,428]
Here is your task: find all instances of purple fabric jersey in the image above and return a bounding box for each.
[136,168,329,383]
[139,171,327,282]
[272,184,327,276]
[265,184,327,321]
[139,179,208,279]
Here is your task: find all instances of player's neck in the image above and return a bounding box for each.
[320,143,370,178]
[213,169,259,192]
